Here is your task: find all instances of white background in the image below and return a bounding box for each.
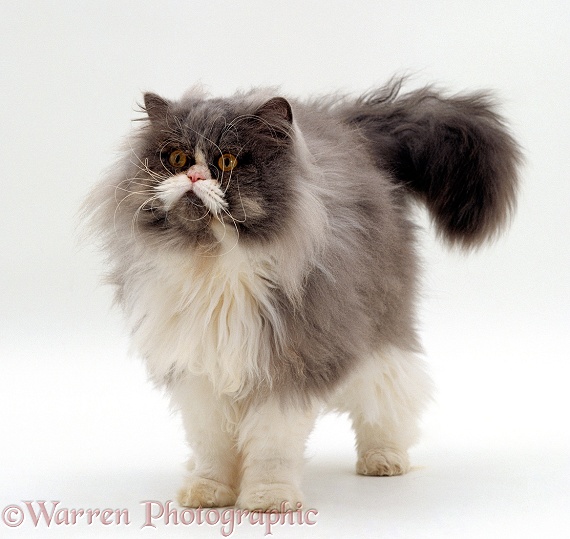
[1,1,569,537]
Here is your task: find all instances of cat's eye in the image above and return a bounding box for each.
[218,153,238,172]
[168,150,188,168]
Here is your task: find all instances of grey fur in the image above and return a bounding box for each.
[84,80,521,403]
[340,81,522,247]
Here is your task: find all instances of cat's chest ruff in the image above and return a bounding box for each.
[129,244,278,396]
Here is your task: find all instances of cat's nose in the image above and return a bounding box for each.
[186,164,209,183]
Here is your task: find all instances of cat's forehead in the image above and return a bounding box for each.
[181,99,230,125]
[168,98,244,147]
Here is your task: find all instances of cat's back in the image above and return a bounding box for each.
[289,94,412,257]
[289,95,399,211]
[292,96,375,168]
[283,95,420,355]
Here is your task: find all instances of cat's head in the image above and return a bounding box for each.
[110,90,301,252]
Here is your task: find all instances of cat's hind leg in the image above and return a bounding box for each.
[330,347,432,476]
[171,376,239,508]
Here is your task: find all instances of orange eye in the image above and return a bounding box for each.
[168,150,187,168]
[218,153,238,172]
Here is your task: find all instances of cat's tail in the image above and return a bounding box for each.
[342,80,522,248]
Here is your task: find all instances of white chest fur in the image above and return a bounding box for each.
[125,243,281,396]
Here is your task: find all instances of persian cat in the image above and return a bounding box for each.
[84,80,520,511]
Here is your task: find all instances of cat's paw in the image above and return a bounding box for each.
[236,482,303,512]
[356,448,410,476]
[177,477,237,508]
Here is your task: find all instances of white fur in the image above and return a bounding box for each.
[126,243,282,396]
[154,174,191,211]
[171,374,319,510]
[329,347,433,475]
[192,179,228,216]
[170,346,431,509]
[155,173,228,215]
[173,376,241,507]
[236,397,318,511]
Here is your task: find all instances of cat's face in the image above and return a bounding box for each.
[118,92,297,250]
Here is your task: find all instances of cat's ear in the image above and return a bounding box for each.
[252,97,294,143]
[255,97,293,125]
[143,92,170,123]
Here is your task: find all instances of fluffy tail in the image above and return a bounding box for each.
[343,80,522,248]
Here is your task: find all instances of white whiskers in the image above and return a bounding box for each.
[117,140,244,258]
[192,179,229,216]
[154,174,192,211]
[154,174,228,217]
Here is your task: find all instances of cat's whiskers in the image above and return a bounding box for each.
[132,165,164,184]
[226,114,284,144]
[122,117,249,248]
[127,141,168,182]
[200,217,228,256]
[130,193,169,237]
[156,140,182,177]
[226,140,249,220]
[221,205,241,237]
[115,150,173,237]
[173,205,211,224]
[114,169,162,202]
[211,134,248,224]
[113,170,167,237]
[219,168,247,224]
[115,176,161,194]
[200,209,241,258]
[113,187,157,236]
[227,192,248,225]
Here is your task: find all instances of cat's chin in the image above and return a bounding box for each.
[183,190,202,205]
[176,219,279,255]
[154,205,211,238]
[162,223,242,256]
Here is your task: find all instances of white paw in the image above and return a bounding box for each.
[236,482,303,512]
[356,448,410,476]
[177,477,237,508]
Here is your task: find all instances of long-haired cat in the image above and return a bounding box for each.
[84,79,520,511]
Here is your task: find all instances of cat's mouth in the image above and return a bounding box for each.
[184,190,201,203]
[155,174,228,217]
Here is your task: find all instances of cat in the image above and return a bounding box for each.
[83,79,520,511]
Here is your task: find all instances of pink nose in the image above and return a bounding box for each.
[186,165,208,183]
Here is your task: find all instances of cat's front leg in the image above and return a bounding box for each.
[171,376,239,508]
[236,397,318,512]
